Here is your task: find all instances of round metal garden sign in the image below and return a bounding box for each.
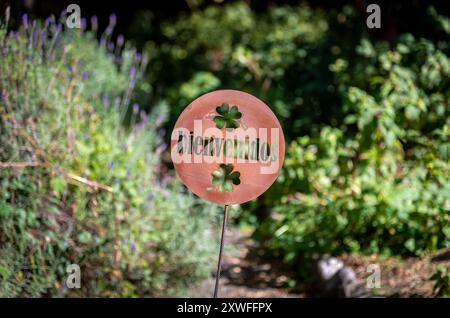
[171,89,285,205]
[170,89,285,297]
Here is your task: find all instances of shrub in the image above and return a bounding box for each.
[0,15,218,297]
[135,2,356,137]
[134,2,449,264]
[258,34,449,261]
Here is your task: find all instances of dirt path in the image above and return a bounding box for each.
[192,227,305,298]
[191,226,449,298]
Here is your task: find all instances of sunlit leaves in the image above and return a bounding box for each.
[213,103,242,129]
[211,164,241,192]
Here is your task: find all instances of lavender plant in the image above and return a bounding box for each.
[0,13,218,297]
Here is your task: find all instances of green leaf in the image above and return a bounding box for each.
[0,202,12,218]
[216,103,229,115]
[211,164,241,192]
[213,116,226,129]
[211,169,224,178]
[405,238,416,252]
[220,181,233,192]
[50,177,67,195]
[221,163,233,174]
[229,106,242,119]
[0,265,10,279]
[227,120,239,129]
[214,104,241,129]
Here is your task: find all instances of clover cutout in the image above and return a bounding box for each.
[213,103,242,129]
[211,164,241,192]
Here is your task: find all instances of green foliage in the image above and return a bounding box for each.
[259,33,450,260]
[0,17,218,297]
[133,2,449,264]
[211,164,241,192]
[430,265,450,298]
[213,103,242,129]
[0,244,56,297]
[138,2,348,136]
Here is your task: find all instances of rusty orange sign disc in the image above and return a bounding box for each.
[171,90,285,205]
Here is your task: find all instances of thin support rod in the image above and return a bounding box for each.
[213,204,229,298]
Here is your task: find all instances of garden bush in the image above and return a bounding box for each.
[258,28,450,261]
[0,15,218,297]
[135,3,358,138]
[131,3,449,265]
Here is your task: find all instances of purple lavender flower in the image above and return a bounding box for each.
[102,95,109,107]
[126,168,131,178]
[156,114,167,125]
[117,34,124,47]
[131,241,137,253]
[132,103,139,114]
[128,79,135,89]
[109,13,117,26]
[66,65,72,74]
[59,9,67,21]
[44,17,51,27]
[81,70,88,80]
[156,143,168,155]
[129,66,136,78]
[2,90,9,104]
[22,14,28,29]
[135,52,142,62]
[41,30,47,39]
[91,15,98,31]
[158,128,166,137]
[107,161,115,169]
[33,29,39,42]
[107,42,115,51]
[105,26,113,36]
[140,110,149,123]
[144,201,153,209]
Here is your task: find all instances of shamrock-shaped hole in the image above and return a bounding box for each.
[211,163,241,192]
[213,103,242,129]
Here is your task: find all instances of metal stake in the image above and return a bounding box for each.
[213,204,229,298]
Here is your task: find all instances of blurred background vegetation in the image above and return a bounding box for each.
[0,0,449,297]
